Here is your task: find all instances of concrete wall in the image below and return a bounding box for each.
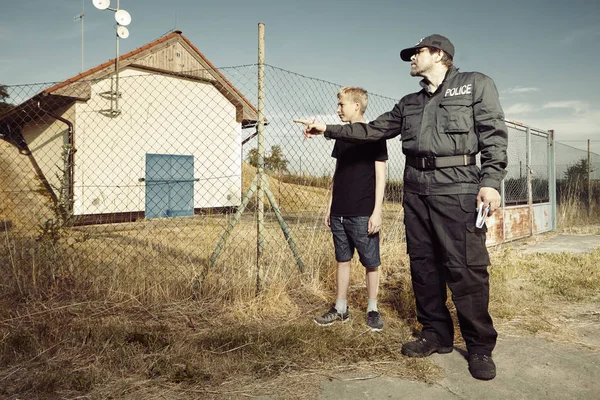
[22,103,75,198]
[64,68,241,215]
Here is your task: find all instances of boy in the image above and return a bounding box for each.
[314,87,388,331]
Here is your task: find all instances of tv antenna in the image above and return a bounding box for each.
[73,0,85,73]
[92,0,132,116]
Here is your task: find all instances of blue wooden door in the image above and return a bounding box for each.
[145,154,194,219]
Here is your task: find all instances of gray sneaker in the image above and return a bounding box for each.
[314,306,350,326]
[366,310,383,331]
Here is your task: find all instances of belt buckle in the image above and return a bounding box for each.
[422,156,436,170]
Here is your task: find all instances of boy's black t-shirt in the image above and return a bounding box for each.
[331,138,388,216]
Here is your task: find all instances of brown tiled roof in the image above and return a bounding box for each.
[50,31,258,116]
[3,30,259,124]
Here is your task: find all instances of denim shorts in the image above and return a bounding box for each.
[330,215,381,268]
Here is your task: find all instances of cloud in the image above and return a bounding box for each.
[528,114,600,135]
[504,100,592,117]
[502,86,540,94]
[502,98,600,152]
[517,109,600,153]
[560,26,600,44]
[504,103,538,116]
[543,100,590,114]
[269,112,340,123]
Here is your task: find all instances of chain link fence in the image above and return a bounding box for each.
[0,65,403,301]
[1,64,598,300]
[503,124,553,205]
[555,141,600,210]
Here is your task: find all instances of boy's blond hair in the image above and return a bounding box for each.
[338,87,368,114]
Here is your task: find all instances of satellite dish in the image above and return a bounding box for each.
[116,26,129,39]
[115,9,131,26]
[92,0,110,10]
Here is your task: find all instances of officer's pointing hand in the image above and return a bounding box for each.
[477,187,501,216]
[293,119,326,138]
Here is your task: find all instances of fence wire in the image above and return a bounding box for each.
[0,64,597,299]
[555,140,600,207]
[0,65,403,299]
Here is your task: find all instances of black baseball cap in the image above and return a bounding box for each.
[400,34,455,62]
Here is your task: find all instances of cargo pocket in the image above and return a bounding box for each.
[439,99,473,132]
[401,106,421,144]
[458,194,490,266]
[466,224,490,266]
[438,99,473,153]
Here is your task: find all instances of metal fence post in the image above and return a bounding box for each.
[256,22,265,292]
[526,126,533,236]
[500,178,506,242]
[588,139,592,217]
[548,130,557,230]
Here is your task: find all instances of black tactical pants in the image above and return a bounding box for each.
[403,192,497,356]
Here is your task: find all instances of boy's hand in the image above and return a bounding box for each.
[293,119,326,138]
[368,211,382,235]
[324,210,330,228]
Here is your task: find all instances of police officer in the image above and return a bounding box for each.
[294,34,508,380]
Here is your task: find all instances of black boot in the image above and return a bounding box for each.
[401,337,453,358]
[468,354,496,380]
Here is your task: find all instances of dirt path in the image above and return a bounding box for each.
[319,332,599,399]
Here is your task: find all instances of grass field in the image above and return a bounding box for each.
[2,228,599,399]
[1,166,600,399]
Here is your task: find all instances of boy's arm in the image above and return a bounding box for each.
[325,160,338,227]
[293,101,403,142]
[368,160,386,234]
[326,104,403,143]
[325,184,332,228]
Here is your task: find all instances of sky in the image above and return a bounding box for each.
[1,0,599,153]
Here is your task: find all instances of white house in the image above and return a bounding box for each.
[0,31,259,224]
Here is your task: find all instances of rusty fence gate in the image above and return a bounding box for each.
[487,122,556,245]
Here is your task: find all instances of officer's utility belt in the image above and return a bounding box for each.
[406,154,476,170]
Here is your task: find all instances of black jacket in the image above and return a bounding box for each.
[324,66,508,195]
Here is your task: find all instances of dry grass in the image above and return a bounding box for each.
[0,180,424,399]
[2,224,599,399]
[242,163,331,214]
[0,279,431,399]
[1,169,600,398]
[489,244,600,327]
[557,180,600,228]
[2,233,598,399]
[0,141,55,232]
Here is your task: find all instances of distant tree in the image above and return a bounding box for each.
[564,158,589,186]
[247,147,259,168]
[0,84,13,115]
[247,145,289,173]
[0,85,8,100]
[267,145,288,173]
